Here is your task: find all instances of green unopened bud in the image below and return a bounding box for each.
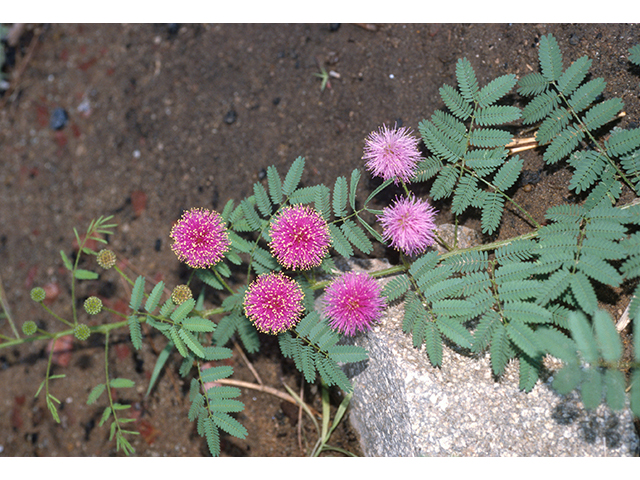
[74,324,91,341]
[171,284,192,305]
[30,287,46,302]
[22,321,38,336]
[84,296,103,315]
[97,249,117,269]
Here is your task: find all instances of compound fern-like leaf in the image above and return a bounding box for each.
[439,84,473,120]
[266,165,283,205]
[282,156,305,196]
[129,275,145,311]
[253,182,272,217]
[476,74,517,108]
[539,34,563,82]
[544,125,585,164]
[567,77,606,114]
[517,72,548,97]
[557,56,591,95]
[522,91,559,125]
[474,105,521,126]
[582,98,623,132]
[332,175,348,218]
[456,57,479,102]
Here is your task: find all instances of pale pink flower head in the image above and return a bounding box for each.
[244,272,305,334]
[323,271,386,336]
[269,204,331,270]
[363,124,422,184]
[170,208,230,268]
[377,195,438,257]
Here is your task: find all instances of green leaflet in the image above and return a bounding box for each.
[568,77,606,114]
[87,383,106,405]
[253,181,272,217]
[582,98,623,132]
[332,175,348,218]
[439,83,473,120]
[282,156,305,196]
[518,354,542,393]
[129,275,145,311]
[536,107,571,145]
[517,72,548,97]
[170,298,196,323]
[592,309,623,363]
[145,281,164,313]
[568,151,607,193]
[456,57,479,102]
[490,321,510,376]
[476,74,517,108]
[340,219,373,254]
[543,125,585,165]
[474,105,521,126]
[480,191,504,234]
[431,110,467,143]
[266,165,283,205]
[469,128,513,149]
[522,91,559,124]
[420,119,465,164]
[606,127,640,157]
[349,168,361,211]
[329,223,353,258]
[450,174,478,215]
[127,315,142,350]
[430,164,458,200]
[539,34,563,82]
[382,274,410,302]
[492,155,523,192]
[557,56,591,95]
[567,311,599,364]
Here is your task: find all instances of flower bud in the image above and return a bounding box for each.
[84,296,103,315]
[30,287,46,302]
[97,249,117,269]
[74,324,91,341]
[171,284,193,305]
[22,321,38,336]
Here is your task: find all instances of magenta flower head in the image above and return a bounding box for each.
[363,124,422,184]
[244,272,305,334]
[377,195,438,257]
[269,204,331,270]
[170,208,230,268]
[323,271,386,336]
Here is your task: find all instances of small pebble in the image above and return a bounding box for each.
[223,109,237,125]
[49,107,68,130]
[329,24,341,32]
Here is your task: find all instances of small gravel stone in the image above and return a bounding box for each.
[49,107,68,130]
[223,109,237,125]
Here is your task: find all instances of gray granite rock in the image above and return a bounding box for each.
[325,225,639,457]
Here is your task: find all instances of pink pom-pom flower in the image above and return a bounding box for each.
[363,124,422,184]
[323,271,386,336]
[377,195,438,257]
[269,204,331,270]
[244,272,305,334]
[170,208,230,268]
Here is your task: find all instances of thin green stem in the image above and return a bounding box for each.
[0,272,20,339]
[38,302,74,328]
[555,86,638,194]
[0,320,128,351]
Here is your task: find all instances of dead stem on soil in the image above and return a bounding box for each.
[213,378,321,419]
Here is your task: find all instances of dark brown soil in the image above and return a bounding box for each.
[1,23,639,457]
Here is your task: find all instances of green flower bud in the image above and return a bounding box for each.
[30,287,46,302]
[84,296,103,315]
[97,249,117,269]
[171,284,193,305]
[74,324,91,341]
[22,321,38,336]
